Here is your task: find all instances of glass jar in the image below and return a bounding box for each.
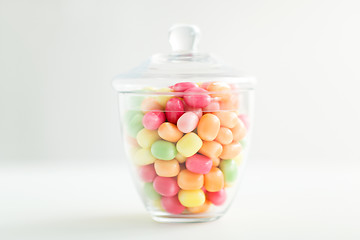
[112,25,255,223]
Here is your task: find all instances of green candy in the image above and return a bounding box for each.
[151,140,177,160]
[126,88,157,110]
[239,139,247,148]
[124,111,144,138]
[124,110,138,124]
[143,182,161,201]
[220,159,238,183]
[127,94,146,110]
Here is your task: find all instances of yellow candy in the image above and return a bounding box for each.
[129,146,139,157]
[187,200,212,213]
[178,189,206,207]
[155,87,173,107]
[142,87,157,91]
[175,152,187,163]
[233,153,243,166]
[136,128,160,148]
[225,182,235,188]
[176,133,203,157]
[152,199,163,210]
[133,148,156,166]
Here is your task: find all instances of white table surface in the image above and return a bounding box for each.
[1,160,359,240]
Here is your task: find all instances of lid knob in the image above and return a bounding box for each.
[168,24,200,54]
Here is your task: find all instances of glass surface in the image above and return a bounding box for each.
[113,25,255,223]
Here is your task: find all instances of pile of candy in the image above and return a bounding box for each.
[124,82,248,214]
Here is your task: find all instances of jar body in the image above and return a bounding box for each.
[117,81,254,223]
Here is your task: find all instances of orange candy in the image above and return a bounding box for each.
[177,169,204,190]
[141,97,163,113]
[231,118,247,142]
[215,127,233,145]
[198,141,223,158]
[211,157,220,167]
[154,159,180,177]
[158,122,183,142]
[220,142,242,159]
[219,96,239,111]
[197,114,220,141]
[213,111,238,128]
[207,82,231,101]
[187,200,212,213]
[219,95,239,110]
[204,167,224,192]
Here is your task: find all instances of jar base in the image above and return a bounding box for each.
[151,214,223,223]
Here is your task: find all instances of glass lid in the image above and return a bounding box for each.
[112,24,255,92]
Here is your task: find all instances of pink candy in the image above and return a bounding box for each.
[183,87,211,108]
[165,98,185,124]
[185,154,213,174]
[239,114,250,129]
[172,82,198,92]
[142,111,165,130]
[206,189,226,206]
[199,82,211,89]
[184,104,203,119]
[177,112,199,133]
[139,164,157,182]
[202,100,220,112]
[153,176,179,197]
[161,196,185,214]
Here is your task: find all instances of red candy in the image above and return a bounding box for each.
[139,164,157,182]
[161,196,185,214]
[165,98,185,124]
[153,176,180,197]
[173,82,198,92]
[185,154,213,174]
[206,189,226,206]
[142,111,165,130]
[183,87,211,108]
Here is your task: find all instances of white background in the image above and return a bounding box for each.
[1,0,360,239]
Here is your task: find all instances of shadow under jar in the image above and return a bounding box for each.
[112,25,256,223]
